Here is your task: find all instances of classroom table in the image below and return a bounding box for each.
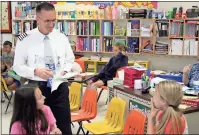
[109,85,199,134]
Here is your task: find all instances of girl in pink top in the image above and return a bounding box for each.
[10,84,61,135]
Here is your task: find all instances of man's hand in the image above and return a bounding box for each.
[34,68,53,80]
[60,71,67,76]
[87,80,93,85]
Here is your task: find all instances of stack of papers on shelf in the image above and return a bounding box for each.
[101,57,110,61]
[91,56,101,60]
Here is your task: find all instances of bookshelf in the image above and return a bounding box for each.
[12,18,199,57]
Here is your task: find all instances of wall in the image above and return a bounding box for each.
[1,2,17,46]
[1,2,198,71]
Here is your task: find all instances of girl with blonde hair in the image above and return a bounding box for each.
[147,80,188,134]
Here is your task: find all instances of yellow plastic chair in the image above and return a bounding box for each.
[1,76,14,114]
[83,97,126,134]
[69,82,82,111]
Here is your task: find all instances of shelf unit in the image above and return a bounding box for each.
[12,18,199,57]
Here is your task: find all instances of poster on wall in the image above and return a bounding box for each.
[0,2,12,33]
[129,99,151,116]
[55,1,158,9]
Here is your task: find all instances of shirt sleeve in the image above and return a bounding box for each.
[63,37,75,72]
[10,122,23,134]
[8,67,21,81]
[13,40,35,79]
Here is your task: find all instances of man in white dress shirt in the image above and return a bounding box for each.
[13,3,74,135]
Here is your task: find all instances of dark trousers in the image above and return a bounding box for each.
[29,81,72,135]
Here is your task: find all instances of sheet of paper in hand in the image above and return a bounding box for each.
[53,72,80,81]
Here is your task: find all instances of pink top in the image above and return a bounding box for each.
[10,105,56,134]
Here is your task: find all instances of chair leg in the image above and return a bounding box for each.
[71,122,75,128]
[97,89,103,102]
[1,92,5,103]
[77,122,85,135]
[76,124,81,135]
[105,97,108,105]
[5,92,13,114]
[3,91,9,100]
[87,120,91,123]
[86,131,89,135]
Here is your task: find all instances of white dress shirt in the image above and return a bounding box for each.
[13,28,75,83]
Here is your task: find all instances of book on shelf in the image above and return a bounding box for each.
[13,22,22,35]
[184,39,198,56]
[155,41,168,55]
[89,21,100,35]
[170,21,184,37]
[76,37,88,51]
[64,21,76,35]
[185,21,198,37]
[33,20,37,29]
[102,21,113,36]
[55,21,64,32]
[127,38,139,53]
[55,21,76,35]
[170,39,183,55]
[103,38,113,52]
[90,38,100,52]
[23,22,31,32]
[77,21,87,35]
[127,20,140,36]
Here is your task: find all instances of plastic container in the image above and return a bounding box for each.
[123,67,145,88]
[156,72,183,82]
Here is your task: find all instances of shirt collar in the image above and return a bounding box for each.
[36,27,54,41]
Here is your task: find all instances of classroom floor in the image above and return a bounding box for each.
[1,87,108,134]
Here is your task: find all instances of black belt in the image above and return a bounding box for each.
[28,80,47,86]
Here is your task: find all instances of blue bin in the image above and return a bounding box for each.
[156,72,183,82]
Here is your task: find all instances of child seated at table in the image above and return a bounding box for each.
[147,80,188,134]
[1,60,26,90]
[88,41,128,89]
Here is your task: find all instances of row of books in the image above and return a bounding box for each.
[55,21,76,35]
[89,21,100,35]
[127,20,140,36]
[103,38,113,52]
[86,64,95,72]
[76,38,100,52]
[13,22,22,34]
[13,21,37,34]
[77,21,88,35]
[102,22,113,36]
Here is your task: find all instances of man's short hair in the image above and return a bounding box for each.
[36,2,55,14]
[3,41,12,47]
